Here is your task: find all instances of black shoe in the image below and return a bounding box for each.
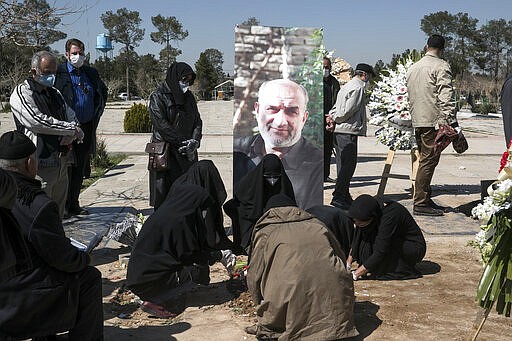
[324,176,336,183]
[413,205,444,216]
[68,206,89,216]
[428,200,450,212]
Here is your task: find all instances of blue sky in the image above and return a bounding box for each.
[52,0,512,73]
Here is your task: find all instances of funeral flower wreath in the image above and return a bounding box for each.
[368,57,417,151]
[470,140,512,316]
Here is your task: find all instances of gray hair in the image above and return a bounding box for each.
[257,79,309,108]
[31,51,56,72]
[0,158,26,172]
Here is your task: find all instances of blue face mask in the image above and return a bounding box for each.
[37,73,56,87]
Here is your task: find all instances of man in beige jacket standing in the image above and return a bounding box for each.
[407,34,458,216]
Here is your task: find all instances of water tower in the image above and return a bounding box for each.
[95,33,113,60]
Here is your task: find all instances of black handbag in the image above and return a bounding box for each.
[145,141,170,171]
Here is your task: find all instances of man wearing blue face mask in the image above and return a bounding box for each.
[10,51,84,218]
[55,38,107,218]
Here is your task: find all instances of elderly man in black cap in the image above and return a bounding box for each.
[0,131,103,340]
[407,34,459,216]
[328,63,375,210]
[10,50,84,218]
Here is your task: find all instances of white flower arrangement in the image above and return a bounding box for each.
[470,179,512,263]
[368,58,417,150]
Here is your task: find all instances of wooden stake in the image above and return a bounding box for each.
[470,306,491,341]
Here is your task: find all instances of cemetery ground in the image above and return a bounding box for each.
[2,101,512,340]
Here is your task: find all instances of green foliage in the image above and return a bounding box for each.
[1,102,11,113]
[195,48,224,100]
[6,0,67,48]
[150,15,188,69]
[241,17,260,26]
[476,210,512,316]
[83,139,126,191]
[291,28,324,148]
[475,102,498,115]
[101,7,145,100]
[123,103,152,133]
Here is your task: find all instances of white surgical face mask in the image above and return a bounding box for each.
[323,68,331,78]
[69,54,84,68]
[179,81,189,93]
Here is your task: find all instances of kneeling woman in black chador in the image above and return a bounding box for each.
[171,160,234,252]
[347,194,427,280]
[127,184,218,318]
[224,154,295,255]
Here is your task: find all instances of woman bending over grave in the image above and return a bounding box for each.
[347,194,426,280]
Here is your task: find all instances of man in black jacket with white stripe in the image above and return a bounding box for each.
[10,51,84,218]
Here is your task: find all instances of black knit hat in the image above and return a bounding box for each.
[427,34,445,49]
[0,131,36,160]
[355,63,376,77]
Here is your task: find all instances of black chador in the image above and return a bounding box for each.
[224,154,295,254]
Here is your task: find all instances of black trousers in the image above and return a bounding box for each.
[332,133,358,205]
[67,121,94,211]
[69,266,104,340]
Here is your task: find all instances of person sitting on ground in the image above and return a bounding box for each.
[347,194,427,281]
[127,183,234,318]
[0,132,103,341]
[246,193,359,340]
[307,204,355,258]
[224,154,295,255]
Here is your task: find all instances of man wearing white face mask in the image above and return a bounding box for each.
[55,38,107,218]
[10,51,84,218]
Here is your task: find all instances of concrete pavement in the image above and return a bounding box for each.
[0,99,507,247]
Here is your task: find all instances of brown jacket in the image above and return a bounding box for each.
[247,206,358,340]
[406,52,457,129]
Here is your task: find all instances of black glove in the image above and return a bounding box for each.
[178,139,199,160]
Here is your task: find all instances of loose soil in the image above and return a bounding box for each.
[94,235,512,340]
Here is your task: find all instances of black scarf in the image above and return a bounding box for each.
[7,171,44,206]
[171,160,233,250]
[224,154,295,252]
[127,184,214,286]
[348,195,384,264]
[165,62,196,106]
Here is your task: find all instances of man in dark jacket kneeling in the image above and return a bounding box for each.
[0,131,103,340]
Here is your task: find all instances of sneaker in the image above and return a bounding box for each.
[413,205,444,216]
[141,301,178,318]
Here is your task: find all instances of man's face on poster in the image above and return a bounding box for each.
[254,79,309,149]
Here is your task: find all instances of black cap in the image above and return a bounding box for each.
[355,63,376,77]
[0,131,36,160]
[427,34,445,49]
